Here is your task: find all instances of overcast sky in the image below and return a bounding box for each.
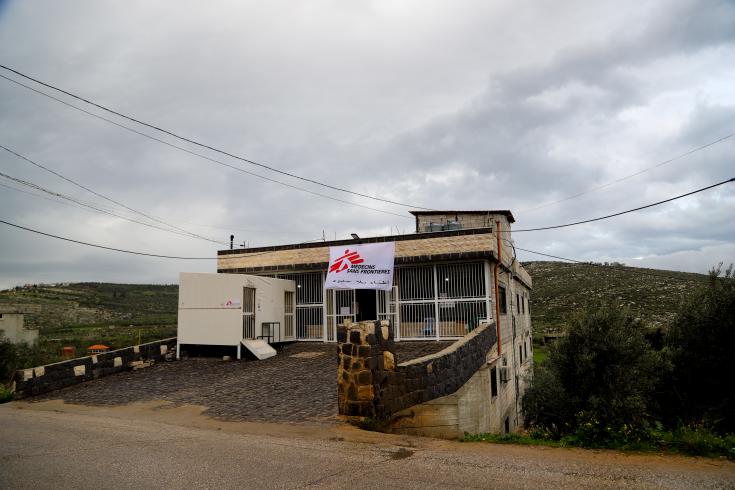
[0,0,733,289]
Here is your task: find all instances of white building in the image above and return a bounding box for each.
[0,312,38,345]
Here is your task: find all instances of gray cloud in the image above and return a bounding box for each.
[1,0,734,289]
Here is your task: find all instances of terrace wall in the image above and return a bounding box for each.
[11,338,177,399]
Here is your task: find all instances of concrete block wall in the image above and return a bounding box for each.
[11,338,177,399]
[336,320,497,420]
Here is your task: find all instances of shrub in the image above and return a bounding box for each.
[0,338,20,382]
[522,308,663,440]
[661,264,735,434]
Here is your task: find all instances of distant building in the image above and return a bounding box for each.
[87,344,110,354]
[0,312,39,345]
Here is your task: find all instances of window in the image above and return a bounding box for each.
[516,293,521,314]
[504,417,510,434]
[499,286,507,314]
[490,366,498,397]
[519,343,523,363]
[524,340,528,361]
[522,295,525,314]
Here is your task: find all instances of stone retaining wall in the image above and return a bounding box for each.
[337,321,496,418]
[11,338,177,399]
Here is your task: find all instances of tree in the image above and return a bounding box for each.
[0,337,19,383]
[662,264,735,433]
[523,309,663,441]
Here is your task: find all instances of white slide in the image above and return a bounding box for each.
[241,339,277,360]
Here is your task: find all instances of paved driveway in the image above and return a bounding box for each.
[31,341,451,423]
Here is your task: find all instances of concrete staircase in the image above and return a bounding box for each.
[241,339,277,360]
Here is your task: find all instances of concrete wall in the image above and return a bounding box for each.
[11,338,177,399]
[0,313,38,345]
[492,265,534,434]
[414,213,512,233]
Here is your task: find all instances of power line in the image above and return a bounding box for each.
[0,217,324,260]
[0,144,227,244]
[519,133,735,213]
[0,171,227,244]
[0,218,216,259]
[0,64,432,211]
[512,177,734,233]
[0,74,412,220]
[514,245,704,283]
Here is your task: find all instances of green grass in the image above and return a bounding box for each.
[461,428,735,460]
[532,344,548,365]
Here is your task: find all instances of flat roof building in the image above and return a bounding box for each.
[216,210,534,434]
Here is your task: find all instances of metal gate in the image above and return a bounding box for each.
[242,287,256,339]
[377,286,399,338]
[268,261,490,342]
[394,262,489,340]
[284,290,295,340]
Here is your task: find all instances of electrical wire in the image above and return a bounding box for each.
[514,245,703,283]
[0,143,226,243]
[511,177,734,233]
[0,218,216,259]
[0,171,227,244]
[0,64,433,211]
[0,217,324,260]
[519,133,735,213]
[0,74,411,220]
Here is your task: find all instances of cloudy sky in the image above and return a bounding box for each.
[0,0,733,289]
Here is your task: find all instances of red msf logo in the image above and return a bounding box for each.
[329,249,364,273]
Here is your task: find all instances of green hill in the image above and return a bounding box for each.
[522,261,709,335]
[0,283,177,363]
[0,263,709,365]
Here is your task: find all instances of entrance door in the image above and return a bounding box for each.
[242,287,256,339]
[355,289,377,322]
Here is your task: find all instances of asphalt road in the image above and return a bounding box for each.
[1,402,733,489]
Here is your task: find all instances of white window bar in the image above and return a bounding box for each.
[284,291,295,339]
[242,286,256,339]
[265,261,489,342]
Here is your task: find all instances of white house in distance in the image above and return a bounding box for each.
[0,312,38,345]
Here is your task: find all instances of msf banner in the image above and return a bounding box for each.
[325,242,395,291]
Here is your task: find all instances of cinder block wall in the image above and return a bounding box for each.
[337,320,496,421]
[11,338,177,399]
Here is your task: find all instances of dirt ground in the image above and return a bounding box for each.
[4,399,734,489]
[29,341,452,423]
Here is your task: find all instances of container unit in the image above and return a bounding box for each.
[177,272,296,359]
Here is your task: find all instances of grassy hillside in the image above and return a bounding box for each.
[523,261,709,335]
[0,283,177,365]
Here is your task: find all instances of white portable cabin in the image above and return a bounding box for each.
[177,272,296,360]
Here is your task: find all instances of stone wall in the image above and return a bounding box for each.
[337,320,496,419]
[11,338,177,399]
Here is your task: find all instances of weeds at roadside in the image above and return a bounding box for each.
[461,426,735,460]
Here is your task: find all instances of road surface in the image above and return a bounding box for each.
[1,401,733,489]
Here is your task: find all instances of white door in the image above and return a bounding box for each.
[242,287,256,340]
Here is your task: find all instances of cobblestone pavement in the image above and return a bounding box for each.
[31,341,452,423]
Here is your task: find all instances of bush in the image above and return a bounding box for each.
[522,308,663,441]
[661,264,735,433]
[0,338,20,382]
